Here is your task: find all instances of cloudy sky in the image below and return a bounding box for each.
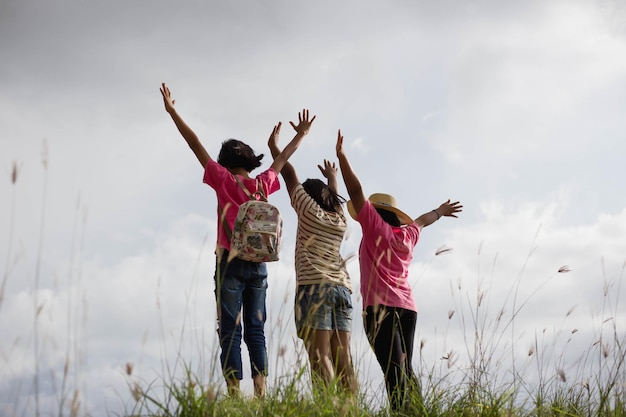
[1,0,625,415]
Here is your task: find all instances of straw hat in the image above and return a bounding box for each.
[347,193,413,225]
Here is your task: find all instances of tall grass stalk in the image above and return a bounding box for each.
[1,161,20,312]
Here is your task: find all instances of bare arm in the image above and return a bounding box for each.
[317,159,339,194]
[414,199,463,227]
[269,109,316,175]
[267,122,300,195]
[160,83,210,168]
[336,130,366,216]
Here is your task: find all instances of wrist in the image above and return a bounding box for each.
[433,209,441,220]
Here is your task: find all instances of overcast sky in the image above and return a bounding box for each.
[1,0,625,415]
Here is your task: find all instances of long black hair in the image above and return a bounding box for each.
[217,139,264,172]
[302,178,346,213]
[375,208,401,227]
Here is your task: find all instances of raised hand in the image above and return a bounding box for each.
[437,200,463,218]
[267,122,282,155]
[289,109,316,136]
[335,129,345,158]
[317,159,338,180]
[160,83,176,114]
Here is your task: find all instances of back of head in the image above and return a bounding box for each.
[217,139,264,172]
[375,208,402,227]
[302,178,346,213]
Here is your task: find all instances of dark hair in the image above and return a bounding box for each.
[217,139,264,172]
[375,208,401,227]
[302,178,346,213]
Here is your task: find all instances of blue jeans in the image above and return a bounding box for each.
[214,251,268,380]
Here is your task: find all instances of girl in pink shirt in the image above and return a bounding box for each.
[160,83,314,397]
[335,130,462,411]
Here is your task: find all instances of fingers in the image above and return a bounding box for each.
[324,159,337,170]
[298,108,316,123]
[336,129,344,150]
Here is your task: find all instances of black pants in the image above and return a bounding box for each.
[364,305,419,411]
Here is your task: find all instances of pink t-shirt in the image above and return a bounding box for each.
[356,200,421,312]
[202,159,280,252]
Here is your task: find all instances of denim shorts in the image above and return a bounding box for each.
[294,283,352,337]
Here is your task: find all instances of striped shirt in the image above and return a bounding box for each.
[291,184,351,291]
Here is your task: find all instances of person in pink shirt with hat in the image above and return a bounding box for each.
[335,130,462,411]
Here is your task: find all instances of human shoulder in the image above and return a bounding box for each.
[203,159,231,187]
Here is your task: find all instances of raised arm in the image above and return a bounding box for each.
[269,109,316,175]
[336,130,366,216]
[267,121,300,195]
[160,83,210,168]
[317,159,339,194]
[414,199,463,227]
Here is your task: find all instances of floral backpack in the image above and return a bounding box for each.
[222,176,282,262]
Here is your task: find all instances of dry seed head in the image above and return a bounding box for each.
[376,308,386,325]
[11,161,18,184]
[126,362,134,376]
[41,139,49,170]
[557,368,567,382]
[448,310,455,319]
[131,383,142,401]
[558,265,571,273]
[528,346,535,356]
[304,235,316,248]
[206,385,217,402]
[64,357,70,379]
[602,343,609,358]
[420,339,426,352]
[477,290,485,307]
[69,389,80,417]
[440,351,457,368]
[571,328,578,334]
[235,312,242,326]
[435,245,452,256]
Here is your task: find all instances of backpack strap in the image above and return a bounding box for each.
[219,176,267,243]
[234,175,267,202]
